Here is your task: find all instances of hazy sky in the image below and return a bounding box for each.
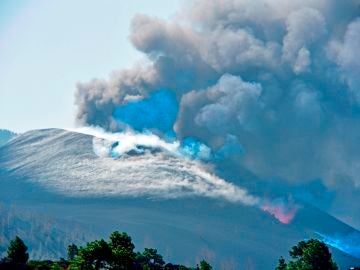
[0,0,180,132]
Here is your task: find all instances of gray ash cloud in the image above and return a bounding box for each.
[75,0,360,227]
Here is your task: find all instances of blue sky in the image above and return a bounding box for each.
[0,0,180,132]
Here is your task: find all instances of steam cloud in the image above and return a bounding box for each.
[75,0,360,227]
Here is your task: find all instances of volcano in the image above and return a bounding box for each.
[0,128,359,269]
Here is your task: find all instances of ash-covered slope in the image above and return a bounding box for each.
[0,128,261,206]
[0,129,359,269]
[0,129,16,147]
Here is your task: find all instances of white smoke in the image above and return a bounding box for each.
[70,126,213,160]
[63,127,259,206]
[69,127,298,223]
[72,126,179,156]
[1,127,297,223]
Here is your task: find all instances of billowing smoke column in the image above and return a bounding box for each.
[75,1,360,226]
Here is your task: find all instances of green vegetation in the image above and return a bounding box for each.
[0,233,339,270]
[276,239,338,270]
[0,231,212,270]
[7,236,29,264]
[198,260,212,270]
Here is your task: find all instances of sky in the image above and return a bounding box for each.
[0,0,180,132]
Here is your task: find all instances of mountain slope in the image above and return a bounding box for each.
[0,203,94,260]
[0,129,16,147]
[0,128,257,203]
[0,129,359,269]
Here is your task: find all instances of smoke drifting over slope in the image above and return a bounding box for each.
[74,127,297,224]
[75,0,360,227]
[0,128,297,224]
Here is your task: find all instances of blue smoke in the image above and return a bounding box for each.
[180,137,212,161]
[113,91,246,162]
[113,90,178,135]
[315,232,360,259]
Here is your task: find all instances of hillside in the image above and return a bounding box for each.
[0,129,359,269]
[0,204,94,260]
[0,129,16,147]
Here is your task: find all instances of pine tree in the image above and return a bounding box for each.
[7,236,29,264]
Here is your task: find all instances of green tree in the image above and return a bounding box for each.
[7,236,29,264]
[276,239,338,270]
[77,239,112,270]
[276,256,287,270]
[199,260,212,270]
[108,231,136,269]
[67,244,79,260]
[136,248,165,267]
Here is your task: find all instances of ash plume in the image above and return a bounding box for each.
[75,0,360,227]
